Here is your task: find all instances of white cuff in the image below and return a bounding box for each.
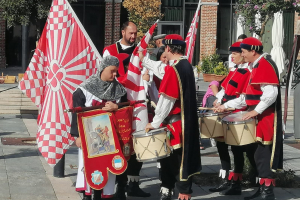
[223,103,229,109]
[254,101,269,114]
[151,115,163,128]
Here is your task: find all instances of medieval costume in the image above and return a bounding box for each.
[209,42,258,195]
[224,38,283,200]
[149,34,201,200]
[70,56,127,200]
[102,41,150,199]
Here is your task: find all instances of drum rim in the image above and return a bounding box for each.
[221,111,254,124]
[136,154,170,162]
[198,111,231,117]
[133,127,167,138]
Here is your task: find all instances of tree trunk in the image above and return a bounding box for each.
[259,15,270,41]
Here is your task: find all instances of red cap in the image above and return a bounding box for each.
[240,37,263,52]
[162,34,186,46]
[229,42,242,52]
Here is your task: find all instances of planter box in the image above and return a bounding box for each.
[202,74,215,82]
[203,74,227,82]
[215,75,227,81]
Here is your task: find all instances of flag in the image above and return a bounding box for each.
[125,20,159,131]
[185,0,201,64]
[19,0,102,166]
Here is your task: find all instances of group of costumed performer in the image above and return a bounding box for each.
[102,21,151,200]
[71,56,127,200]
[214,37,283,200]
[145,34,201,200]
[208,41,258,195]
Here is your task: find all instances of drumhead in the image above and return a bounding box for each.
[133,127,166,137]
[222,111,253,124]
[198,110,231,117]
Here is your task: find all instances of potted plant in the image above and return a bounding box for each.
[200,52,220,82]
[200,52,228,82]
[214,62,229,81]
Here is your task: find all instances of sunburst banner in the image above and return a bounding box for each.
[19,0,102,166]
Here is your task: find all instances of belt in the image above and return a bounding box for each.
[163,114,181,125]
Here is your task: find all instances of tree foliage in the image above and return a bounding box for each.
[235,0,300,39]
[123,0,163,42]
[0,0,76,28]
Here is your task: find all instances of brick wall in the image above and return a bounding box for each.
[0,9,6,68]
[105,2,121,47]
[199,0,218,60]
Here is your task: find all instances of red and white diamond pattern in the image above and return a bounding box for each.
[19,0,100,166]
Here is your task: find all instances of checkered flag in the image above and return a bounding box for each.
[19,0,101,166]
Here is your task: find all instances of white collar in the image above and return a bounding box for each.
[250,53,268,69]
[117,39,135,50]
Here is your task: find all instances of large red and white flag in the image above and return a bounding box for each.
[185,0,201,63]
[19,0,101,166]
[125,20,159,131]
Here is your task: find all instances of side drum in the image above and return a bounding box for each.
[222,111,256,146]
[199,111,231,138]
[132,128,171,162]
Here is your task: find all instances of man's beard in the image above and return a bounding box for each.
[124,37,135,45]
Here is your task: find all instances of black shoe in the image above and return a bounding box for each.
[127,181,151,197]
[220,180,241,195]
[261,184,275,200]
[83,196,92,200]
[114,184,127,200]
[244,186,263,200]
[93,189,102,200]
[209,179,231,192]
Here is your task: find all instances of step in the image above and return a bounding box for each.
[0,101,36,106]
[0,93,23,98]
[0,97,32,102]
[287,116,294,120]
[0,109,38,115]
[0,105,38,110]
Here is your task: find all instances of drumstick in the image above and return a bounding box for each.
[151,101,157,108]
[145,128,150,133]
[64,100,149,113]
[198,107,235,111]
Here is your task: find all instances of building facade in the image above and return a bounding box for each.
[0,0,298,68]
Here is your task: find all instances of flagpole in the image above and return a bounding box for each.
[186,0,202,59]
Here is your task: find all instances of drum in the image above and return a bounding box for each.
[222,111,256,146]
[133,128,171,162]
[199,111,231,138]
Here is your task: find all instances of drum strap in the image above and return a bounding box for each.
[163,114,181,124]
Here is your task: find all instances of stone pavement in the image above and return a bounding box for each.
[1,113,300,200]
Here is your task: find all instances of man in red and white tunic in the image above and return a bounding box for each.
[221,37,283,200]
[145,34,201,200]
[103,21,151,199]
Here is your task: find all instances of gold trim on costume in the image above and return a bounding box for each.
[270,106,277,170]
[266,56,283,172]
[256,137,273,145]
[171,58,187,181]
[116,43,119,54]
[172,143,182,149]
